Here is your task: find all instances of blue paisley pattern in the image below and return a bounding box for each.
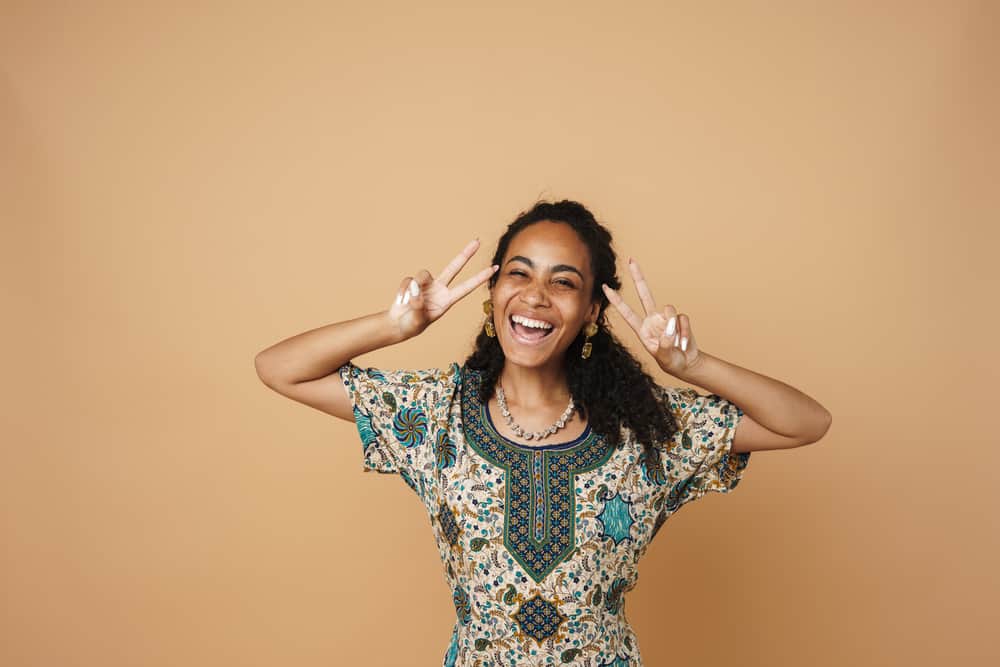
[393,405,428,448]
[338,362,751,666]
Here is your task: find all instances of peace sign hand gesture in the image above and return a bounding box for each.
[388,238,499,342]
[601,257,703,380]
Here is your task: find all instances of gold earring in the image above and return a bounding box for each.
[483,300,496,337]
[581,322,599,359]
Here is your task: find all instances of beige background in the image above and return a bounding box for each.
[3,1,997,665]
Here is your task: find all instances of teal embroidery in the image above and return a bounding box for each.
[597,492,636,546]
[461,367,614,584]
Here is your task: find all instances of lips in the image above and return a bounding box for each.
[508,314,555,345]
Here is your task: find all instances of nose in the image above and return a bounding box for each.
[519,282,550,307]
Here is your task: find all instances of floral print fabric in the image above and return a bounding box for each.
[339,361,750,667]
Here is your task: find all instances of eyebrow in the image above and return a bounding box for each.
[505,255,584,280]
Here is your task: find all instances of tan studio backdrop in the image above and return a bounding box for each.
[2,1,997,665]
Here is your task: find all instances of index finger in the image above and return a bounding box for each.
[445,264,499,307]
[438,238,481,286]
[601,283,644,334]
[628,257,658,316]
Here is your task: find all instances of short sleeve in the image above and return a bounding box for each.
[338,361,461,493]
[659,386,750,510]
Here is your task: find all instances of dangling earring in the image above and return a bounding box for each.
[483,300,496,337]
[581,322,599,359]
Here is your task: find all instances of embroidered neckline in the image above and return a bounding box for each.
[463,365,596,452]
[459,365,614,583]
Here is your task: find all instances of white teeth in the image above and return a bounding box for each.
[511,314,553,330]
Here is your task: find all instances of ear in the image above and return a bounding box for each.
[587,300,600,323]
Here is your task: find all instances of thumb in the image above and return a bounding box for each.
[408,269,433,310]
[394,275,415,307]
[414,268,433,290]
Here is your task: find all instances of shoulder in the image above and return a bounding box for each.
[339,361,463,408]
[340,361,461,385]
[654,384,696,413]
[652,384,743,452]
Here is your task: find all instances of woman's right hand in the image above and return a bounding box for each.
[388,238,499,342]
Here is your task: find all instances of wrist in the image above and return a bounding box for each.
[663,350,712,385]
[381,309,409,346]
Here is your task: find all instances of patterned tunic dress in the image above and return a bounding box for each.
[339,361,751,667]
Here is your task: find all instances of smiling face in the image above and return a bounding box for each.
[489,220,601,371]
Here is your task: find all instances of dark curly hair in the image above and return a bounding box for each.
[462,199,678,465]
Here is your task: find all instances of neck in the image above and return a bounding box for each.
[497,360,570,408]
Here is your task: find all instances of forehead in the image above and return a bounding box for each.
[504,221,591,270]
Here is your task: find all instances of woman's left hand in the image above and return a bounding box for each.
[601,257,703,380]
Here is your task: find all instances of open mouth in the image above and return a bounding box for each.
[508,315,555,344]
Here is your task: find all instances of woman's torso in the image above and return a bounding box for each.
[431,366,669,666]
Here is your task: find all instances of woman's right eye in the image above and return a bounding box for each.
[509,270,527,277]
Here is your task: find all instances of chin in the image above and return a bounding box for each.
[498,336,565,368]
[498,311,575,369]
[501,350,555,369]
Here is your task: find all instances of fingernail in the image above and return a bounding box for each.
[409,279,419,296]
[402,291,411,305]
[666,316,676,336]
[395,292,402,305]
[680,336,688,352]
[673,333,679,347]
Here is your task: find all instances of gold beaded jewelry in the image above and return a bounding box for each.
[581,322,599,359]
[483,300,496,337]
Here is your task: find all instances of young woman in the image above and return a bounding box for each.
[254,200,832,666]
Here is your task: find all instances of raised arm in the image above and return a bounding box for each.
[254,310,406,421]
[253,239,497,422]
